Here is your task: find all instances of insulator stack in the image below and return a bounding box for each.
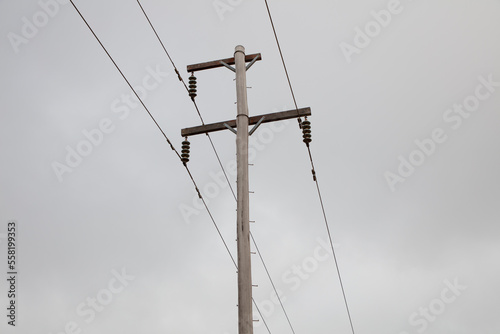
[301,119,312,145]
[188,75,197,100]
[181,139,190,165]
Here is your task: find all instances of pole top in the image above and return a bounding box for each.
[235,45,245,54]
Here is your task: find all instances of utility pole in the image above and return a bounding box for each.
[234,45,253,334]
[182,45,311,334]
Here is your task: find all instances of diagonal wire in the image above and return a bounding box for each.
[263,1,357,334]
[67,1,178,158]
[136,0,236,201]
[68,1,269,333]
[262,0,302,125]
[309,149,356,334]
[250,232,296,334]
[135,2,296,332]
[66,0,234,271]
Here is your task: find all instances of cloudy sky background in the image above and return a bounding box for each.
[1,0,499,333]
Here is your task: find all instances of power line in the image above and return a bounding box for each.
[67,2,269,332]
[135,2,297,333]
[250,232,296,334]
[262,0,302,125]
[263,1,357,334]
[67,1,178,158]
[67,0,235,275]
[135,0,236,201]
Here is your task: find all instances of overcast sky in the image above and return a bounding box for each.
[1,0,499,334]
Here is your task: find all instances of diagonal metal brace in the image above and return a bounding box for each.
[224,123,237,134]
[220,61,236,72]
[246,55,261,71]
[249,116,265,136]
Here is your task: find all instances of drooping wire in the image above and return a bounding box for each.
[262,0,302,126]
[250,233,296,334]
[135,0,236,201]
[67,1,179,159]
[309,150,356,334]
[68,2,269,332]
[135,2,295,332]
[263,1,357,334]
[185,168,271,334]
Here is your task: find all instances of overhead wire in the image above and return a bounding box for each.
[135,0,236,201]
[263,1,357,334]
[135,2,296,333]
[250,233,296,334]
[67,1,270,333]
[262,0,302,125]
[67,1,178,158]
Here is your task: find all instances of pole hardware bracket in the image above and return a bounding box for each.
[224,123,237,134]
[249,116,265,136]
[220,61,236,72]
[246,55,261,71]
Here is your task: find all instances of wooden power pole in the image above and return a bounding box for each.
[182,45,311,334]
